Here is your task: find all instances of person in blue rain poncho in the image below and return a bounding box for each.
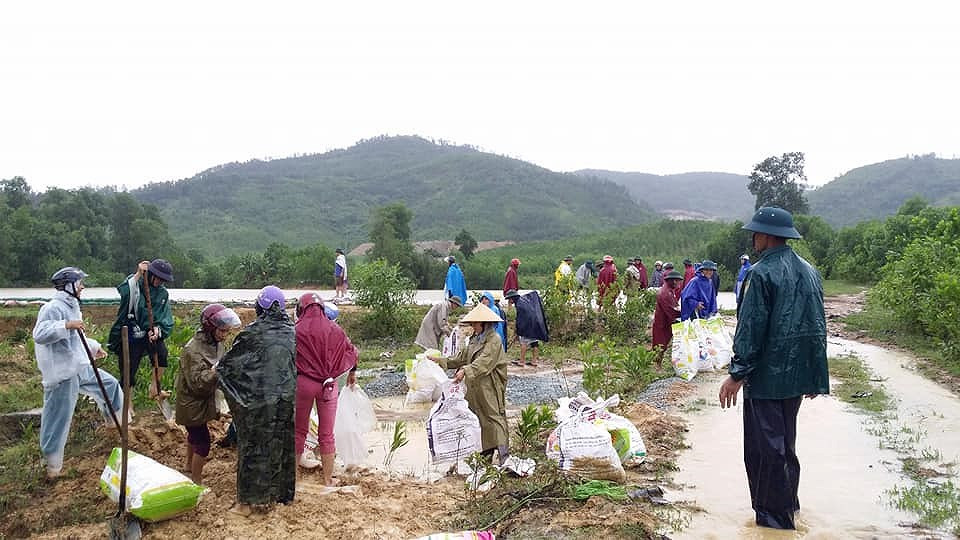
[443,255,468,306]
[736,254,752,302]
[680,260,718,320]
[480,291,507,351]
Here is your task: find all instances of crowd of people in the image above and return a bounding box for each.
[31,207,823,531]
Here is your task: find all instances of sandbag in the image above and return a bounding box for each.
[698,316,733,370]
[554,393,646,463]
[546,414,626,483]
[100,448,206,522]
[427,382,482,464]
[334,385,377,465]
[405,353,449,404]
[670,320,698,381]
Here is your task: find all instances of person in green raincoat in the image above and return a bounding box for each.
[218,286,296,516]
[719,207,829,531]
[435,303,509,464]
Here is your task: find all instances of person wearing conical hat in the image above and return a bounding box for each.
[434,303,509,464]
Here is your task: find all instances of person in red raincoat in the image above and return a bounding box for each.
[597,255,618,307]
[502,258,520,295]
[634,257,649,289]
[652,270,684,366]
[294,292,358,486]
[682,259,696,289]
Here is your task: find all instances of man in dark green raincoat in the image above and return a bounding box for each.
[718,207,829,530]
[218,286,296,515]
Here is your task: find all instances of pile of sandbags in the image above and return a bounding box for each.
[670,316,733,381]
[546,393,646,483]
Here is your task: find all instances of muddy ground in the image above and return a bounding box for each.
[4,294,956,539]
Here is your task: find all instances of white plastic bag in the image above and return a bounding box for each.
[427,382,482,464]
[334,385,377,465]
[405,354,449,404]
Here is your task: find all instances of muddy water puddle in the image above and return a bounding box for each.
[349,396,525,480]
[671,337,960,539]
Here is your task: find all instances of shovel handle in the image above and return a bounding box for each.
[76,328,122,435]
[119,326,132,515]
[142,279,163,394]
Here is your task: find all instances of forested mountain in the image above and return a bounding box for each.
[807,154,960,227]
[577,170,754,221]
[133,136,657,257]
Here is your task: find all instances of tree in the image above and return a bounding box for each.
[747,152,809,214]
[0,176,31,209]
[454,229,478,260]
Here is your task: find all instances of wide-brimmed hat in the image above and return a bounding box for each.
[563,255,573,262]
[665,270,684,280]
[504,289,520,299]
[700,260,718,271]
[663,262,674,269]
[460,303,504,323]
[335,248,344,254]
[511,258,521,266]
[148,259,174,282]
[448,295,464,307]
[655,260,663,266]
[603,255,613,263]
[742,207,802,239]
[740,254,750,261]
[683,259,693,266]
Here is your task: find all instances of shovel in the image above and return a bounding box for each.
[142,280,174,421]
[109,326,142,540]
[76,328,121,435]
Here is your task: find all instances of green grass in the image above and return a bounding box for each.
[828,354,893,414]
[888,480,960,534]
[822,279,868,297]
[0,377,43,414]
[829,354,960,534]
[845,306,959,378]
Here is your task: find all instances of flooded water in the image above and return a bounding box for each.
[0,288,739,310]
[671,337,960,539]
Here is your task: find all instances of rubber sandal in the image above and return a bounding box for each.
[525,362,538,367]
[510,360,523,367]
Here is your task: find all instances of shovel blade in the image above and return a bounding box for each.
[108,514,142,540]
[158,397,174,421]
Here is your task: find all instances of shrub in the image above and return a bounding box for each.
[351,259,418,340]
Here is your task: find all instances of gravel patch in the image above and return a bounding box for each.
[506,372,583,406]
[361,366,583,405]
[635,376,686,410]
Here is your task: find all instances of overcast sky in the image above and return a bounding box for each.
[2,1,958,192]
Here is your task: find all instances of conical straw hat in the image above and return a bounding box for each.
[460,303,504,323]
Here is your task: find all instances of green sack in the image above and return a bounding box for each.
[99,447,207,522]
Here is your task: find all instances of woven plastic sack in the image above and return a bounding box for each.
[670,320,698,381]
[100,448,206,522]
[427,382,482,464]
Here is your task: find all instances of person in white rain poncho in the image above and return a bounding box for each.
[34,267,123,478]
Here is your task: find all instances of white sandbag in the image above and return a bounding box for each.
[670,320,698,381]
[405,354,449,405]
[554,393,646,464]
[100,448,206,522]
[427,382,482,464]
[334,385,377,465]
[700,316,734,370]
[546,411,626,483]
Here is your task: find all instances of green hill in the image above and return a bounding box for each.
[577,169,754,221]
[808,154,960,227]
[133,136,657,257]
